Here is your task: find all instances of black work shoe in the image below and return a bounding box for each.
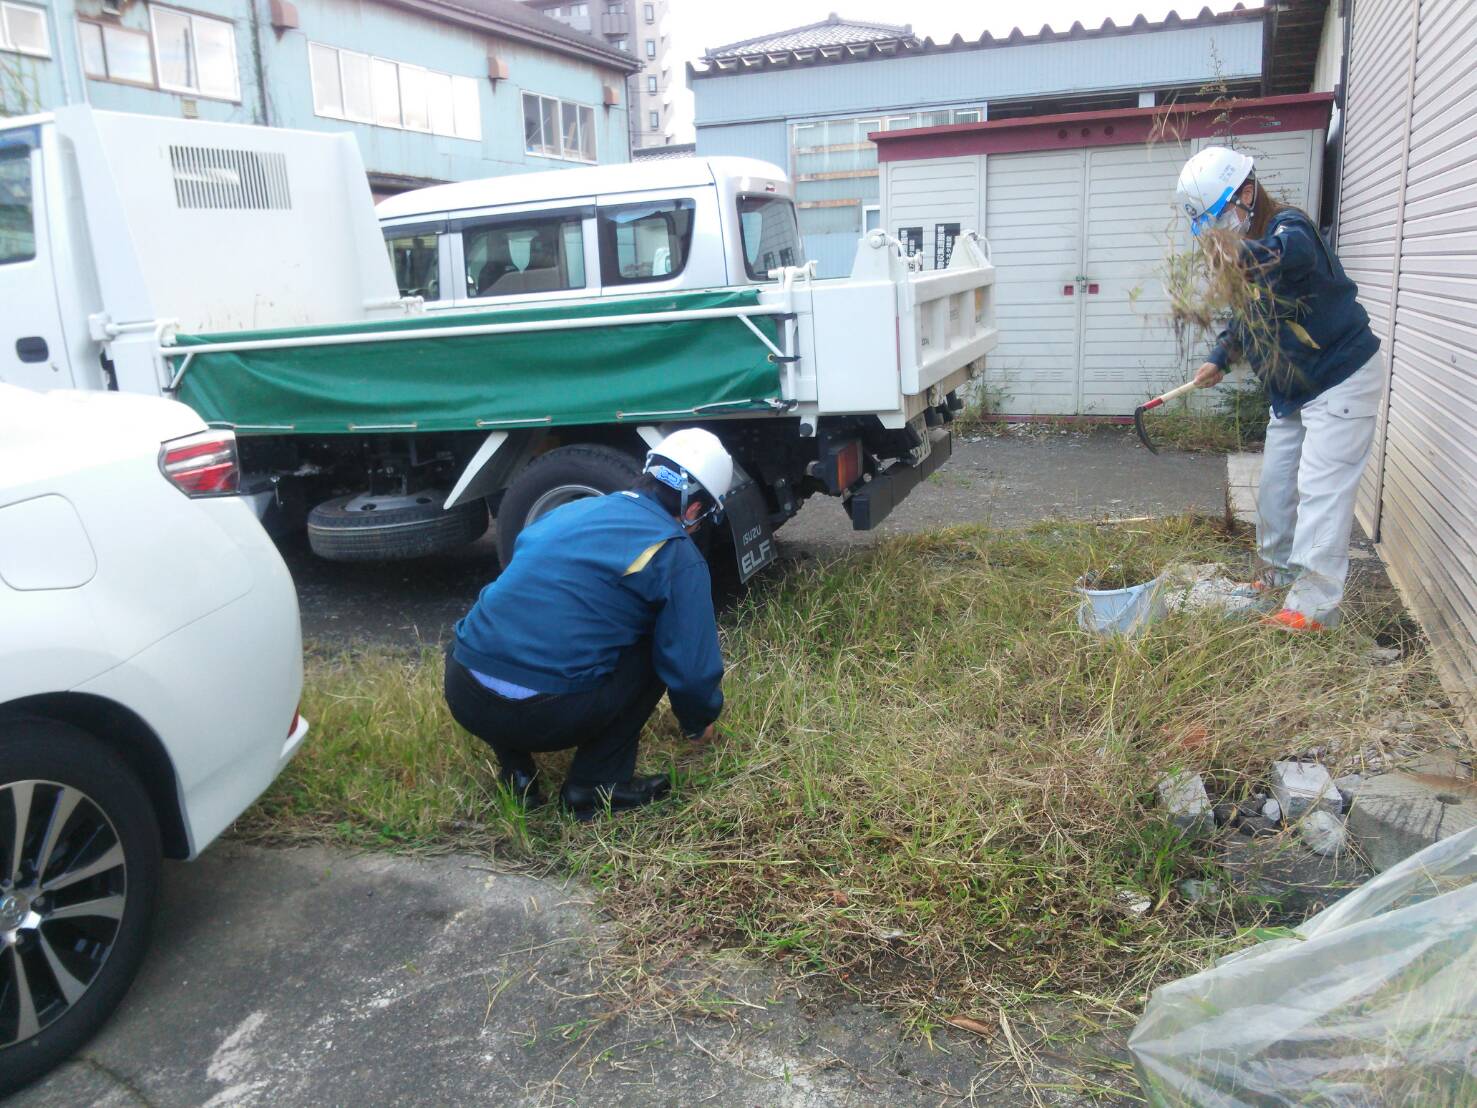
[559,775,671,821]
[498,767,546,808]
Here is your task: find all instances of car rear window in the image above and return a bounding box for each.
[737,196,802,281]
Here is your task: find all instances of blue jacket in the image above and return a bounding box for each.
[452,491,723,733]
[1207,208,1380,418]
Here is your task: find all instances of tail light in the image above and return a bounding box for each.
[159,429,239,497]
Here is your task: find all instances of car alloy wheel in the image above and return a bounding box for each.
[2,780,127,1049]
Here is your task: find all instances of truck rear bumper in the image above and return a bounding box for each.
[845,427,952,531]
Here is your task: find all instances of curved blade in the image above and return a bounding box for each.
[1133,405,1159,454]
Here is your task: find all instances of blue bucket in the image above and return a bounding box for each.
[1077,573,1166,637]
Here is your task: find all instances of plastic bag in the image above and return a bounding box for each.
[1129,824,1477,1106]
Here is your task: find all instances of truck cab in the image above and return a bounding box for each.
[375,157,805,310]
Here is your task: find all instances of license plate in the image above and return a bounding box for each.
[725,476,777,583]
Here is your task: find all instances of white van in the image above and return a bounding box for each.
[375,157,805,308]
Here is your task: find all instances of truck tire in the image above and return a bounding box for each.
[0,719,162,1092]
[496,445,643,567]
[307,491,488,562]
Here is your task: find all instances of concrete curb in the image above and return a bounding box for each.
[1226,452,1261,524]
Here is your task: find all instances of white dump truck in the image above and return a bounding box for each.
[0,107,997,576]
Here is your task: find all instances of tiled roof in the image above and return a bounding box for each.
[390,0,638,71]
[693,5,1261,76]
[706,14,916,59]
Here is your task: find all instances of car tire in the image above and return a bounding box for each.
[307,491,488,562]
[0,719,162,1093]
[495,445,644,567]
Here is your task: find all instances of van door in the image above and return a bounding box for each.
[0,127,72,391]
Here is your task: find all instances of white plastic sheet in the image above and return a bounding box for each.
[1130,825,1477,1106]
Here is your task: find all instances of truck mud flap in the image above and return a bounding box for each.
[845,427,952,531]
[725,465,778,583]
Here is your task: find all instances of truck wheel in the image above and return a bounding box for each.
[0,719,162,1092]
[496,445,643,567]
[307,491,488,562]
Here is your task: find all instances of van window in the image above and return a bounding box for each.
[384,231,439,299]
[0,148,35,265]
[598,198,694,285]
[737,196,802,280]
[462,212,585,298]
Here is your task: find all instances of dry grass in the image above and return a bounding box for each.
[238,516,1459,1030]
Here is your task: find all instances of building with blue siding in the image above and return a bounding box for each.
[691,8,1275,276]
[0,0,638,194]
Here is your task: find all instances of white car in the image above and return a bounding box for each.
[0,385,307,1090]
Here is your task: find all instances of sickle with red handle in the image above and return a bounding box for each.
[1133,379,1201,455]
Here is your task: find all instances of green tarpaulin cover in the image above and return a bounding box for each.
[172,289,782,435]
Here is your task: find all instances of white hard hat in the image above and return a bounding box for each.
[645,427,734,509]
[1177,146,1255,236]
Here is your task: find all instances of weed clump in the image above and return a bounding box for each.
[242,518,1457,1024]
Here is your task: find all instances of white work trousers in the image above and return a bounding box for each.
[1256,353,1385,625]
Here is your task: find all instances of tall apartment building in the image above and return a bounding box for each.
[522,0,673,149]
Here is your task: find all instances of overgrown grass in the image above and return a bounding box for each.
[240,517,1455,1025]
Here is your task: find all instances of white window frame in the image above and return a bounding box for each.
[648,110,659,130]
[76,20,156,86]
[646,74,656,94]
[309,42,480,141]
[644,38,655,58]
[0,1,49,58]
[522,92,597,164]
[643,3,654,22]
[148,4,240,102]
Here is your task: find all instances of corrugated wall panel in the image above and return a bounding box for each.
[1338,0,1413,534]
[1375,0,1477,731]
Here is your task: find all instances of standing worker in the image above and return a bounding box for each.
[1176,146,1383,631]
[444,429,731,819]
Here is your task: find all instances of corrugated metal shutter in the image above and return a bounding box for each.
[1338,0,1416,534]
[984,151,1087,414]
[1079,143,1189,413]
[1368,0,1477,728]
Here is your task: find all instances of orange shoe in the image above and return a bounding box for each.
[1262,609,1326,633]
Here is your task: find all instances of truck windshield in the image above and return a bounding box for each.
[737,196,802,280]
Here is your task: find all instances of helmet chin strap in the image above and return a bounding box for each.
[647,462,723,526]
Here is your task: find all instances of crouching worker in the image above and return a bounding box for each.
[1176,146,1383,632]
[444,429,732,820]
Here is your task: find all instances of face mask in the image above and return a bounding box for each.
[1215,206,1251,235]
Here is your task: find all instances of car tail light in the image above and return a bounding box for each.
[159,429,239,497]
[288,709,302,738]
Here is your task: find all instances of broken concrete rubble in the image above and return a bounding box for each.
[1347,754,1477,871]
[1271,761,1343,820]
[1157,771,1213,835]
[1159,562,1261,617]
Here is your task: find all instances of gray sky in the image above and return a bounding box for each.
[664,0,1261,141]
